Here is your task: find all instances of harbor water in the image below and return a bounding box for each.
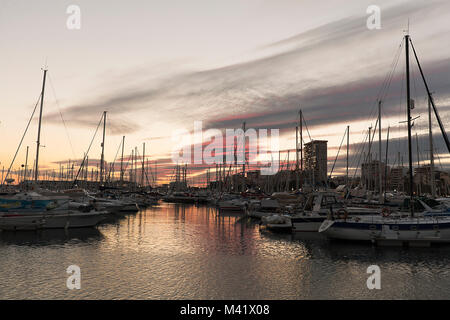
[1,202,450,299]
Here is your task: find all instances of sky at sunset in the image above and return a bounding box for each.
[1,0,450,185]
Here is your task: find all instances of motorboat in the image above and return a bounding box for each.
[291,192,380,232]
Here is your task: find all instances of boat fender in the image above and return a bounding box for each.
[382,207,391,217]
[337,208,348,220]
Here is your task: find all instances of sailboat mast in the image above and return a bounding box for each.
[378,100,383,199]
[99,111,107,184]
[346,125,349,188]
[24,146,29,182]
[368,126,372,190]
[428,95,436,198]
[141,142,145,187]
[405,34,414,217]
[34,69,47,182]
[242,121,246,192]
[384,126,390,202]
[296,125,299,190]
[410,40,450,154]
[299,109,303,186]
[120,136,125,183]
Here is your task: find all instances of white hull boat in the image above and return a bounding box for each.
[218,199,247,212]
[319,215,450,245]
[291,192,380,232]
[0,210,107,231]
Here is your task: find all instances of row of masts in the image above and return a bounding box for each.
[4,35,448,200]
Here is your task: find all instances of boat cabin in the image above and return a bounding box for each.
[303,192,344,214]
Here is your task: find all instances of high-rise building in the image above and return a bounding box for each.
[389,166,406,191]
[304,140,327,186]
[361,160,389,191]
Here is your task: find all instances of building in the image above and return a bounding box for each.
[304,140,327,186]
[389,166,406,191]
[361,160,388,191]
[414,165,450,196]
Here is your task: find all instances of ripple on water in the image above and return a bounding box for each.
[1,203,450,299]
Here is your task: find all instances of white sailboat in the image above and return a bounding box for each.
[291,191,380,232]
[319,34,450,246]
[0,70,108,230]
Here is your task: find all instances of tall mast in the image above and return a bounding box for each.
[34,69,48,182]
[131,149,134,184]
[120,136,125,183]
[428,95,436,198]
[99,111,107,184]
[405,34,414,217]
[141,142,145,187]
[410,39,450,154]
[242,121,246,192]
[367,126,372,190]
[24,146,29,182]
[86,155,89,181]
[384,126,390,202]
[416,133,421,196]
[299,109,303,189]
[378,100,383,200]
[346,126,349,188]
[296,125,299,190]
[295,126,299,170]
[134,146,138,186]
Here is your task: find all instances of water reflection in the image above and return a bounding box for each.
[1,202,450,299]
[0,228,103,247]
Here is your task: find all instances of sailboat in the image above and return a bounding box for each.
[0,69,107,230]
[319,34,450,246]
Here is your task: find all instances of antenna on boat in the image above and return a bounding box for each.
[403,19,410,36]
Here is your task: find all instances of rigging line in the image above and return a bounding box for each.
[379,41,403,116]
[364,118,379,165]
[121,150,134,173]
[349,127,369,173]
[370,41,402,122]
[380,39,403,94]
[346,129,369,197]
[47,73,76,159]
[329,128,347,179]
[72,113,104,185]
[435,149,444,171]
[410,38,450,154]
[302,114,312,142]
[367,39,404,129]
[362,43,402,137]
[134,149,155,187]
[353,131,369,182]
[3,93,42,184]
[364,39,404,130]
[396,59,405,154]
[380,39,404,102]
[106,139,123,181]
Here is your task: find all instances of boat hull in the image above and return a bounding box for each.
[0,212,107,231]
[291,216,325,232]
[319,219,450,244]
